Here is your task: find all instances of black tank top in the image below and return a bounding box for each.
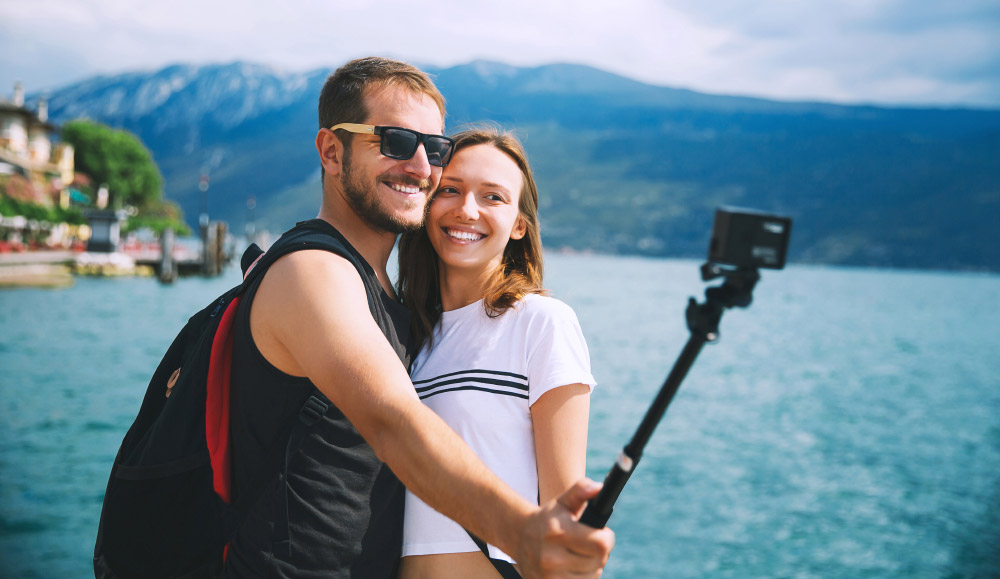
[223,220,412,579]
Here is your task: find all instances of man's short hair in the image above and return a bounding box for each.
[318,57,446,131]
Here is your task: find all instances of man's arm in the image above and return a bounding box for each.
[251,251,614,576]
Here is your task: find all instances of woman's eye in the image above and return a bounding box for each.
[437,187,459,195]
[485,193,505,202]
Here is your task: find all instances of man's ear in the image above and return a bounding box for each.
[510,216,528,241]
[316,129,345,177]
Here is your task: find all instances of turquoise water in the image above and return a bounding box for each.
[1,255,998,577]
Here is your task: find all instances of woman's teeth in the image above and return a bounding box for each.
[446,228,484,241]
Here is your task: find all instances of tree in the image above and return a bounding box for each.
[61,120,188,234]
[61,120,162,211]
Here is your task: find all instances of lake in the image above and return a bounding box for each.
[1,253,998,577]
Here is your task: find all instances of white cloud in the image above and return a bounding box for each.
[651,0,1000,105]
[1,0,997,107]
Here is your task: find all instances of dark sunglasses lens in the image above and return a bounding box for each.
[380,128,453,167]
[381,128,419,160]
[425,137,454,167]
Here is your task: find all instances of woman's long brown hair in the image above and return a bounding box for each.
[396,127,546,348]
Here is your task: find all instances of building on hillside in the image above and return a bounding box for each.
[0,82,75,202]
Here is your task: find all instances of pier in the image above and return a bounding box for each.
[0,221,232,288]
[121,221,231,281]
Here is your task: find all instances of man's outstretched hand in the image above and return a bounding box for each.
[515,479,616,579]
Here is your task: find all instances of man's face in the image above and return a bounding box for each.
[339,85,444,234]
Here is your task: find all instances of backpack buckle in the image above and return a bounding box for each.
[298,395,329,426]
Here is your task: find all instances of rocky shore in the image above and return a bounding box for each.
[0,250,152,289]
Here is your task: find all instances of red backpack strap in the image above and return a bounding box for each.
[205,295,242,504]
[203,249,266,506]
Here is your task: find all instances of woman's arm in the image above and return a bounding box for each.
[532,383,592,504]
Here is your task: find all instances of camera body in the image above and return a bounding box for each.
[708,207,792,270]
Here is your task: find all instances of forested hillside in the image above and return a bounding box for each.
[44,61,1000,270]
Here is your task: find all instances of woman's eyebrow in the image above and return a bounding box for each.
[439,176,510,194]
[481,182,510,192]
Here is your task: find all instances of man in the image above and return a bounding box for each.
[222,57,614,578]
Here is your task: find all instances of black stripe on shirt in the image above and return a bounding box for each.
[414,375,528,395]
[418,385,530,401]
[413,369,529,401]
[412,368,527,386]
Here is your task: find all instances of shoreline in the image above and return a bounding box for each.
[0,249,157,288]
[0,249,78,266]
[0,263,75,288]
[0,250,77,288]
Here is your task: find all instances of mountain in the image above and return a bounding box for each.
[40,60,1000,271]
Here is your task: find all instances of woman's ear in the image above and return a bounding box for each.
[510,216,528,241]
[316,129,345,177]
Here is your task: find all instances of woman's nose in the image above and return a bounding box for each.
[455,193,478,220]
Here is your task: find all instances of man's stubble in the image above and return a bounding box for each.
[340,145,430,235]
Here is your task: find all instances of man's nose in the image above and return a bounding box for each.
[399,142,432,179]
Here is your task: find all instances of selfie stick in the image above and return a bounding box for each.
[579,263,760,528]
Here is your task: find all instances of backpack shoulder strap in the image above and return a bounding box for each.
[220,223,370,555]
[237,221,378,313]
[206,291,243,504]
[467,530,522,578]
[206,225,353,508]
[272,392,330,558]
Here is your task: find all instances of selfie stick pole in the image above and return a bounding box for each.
[579,263,760,528]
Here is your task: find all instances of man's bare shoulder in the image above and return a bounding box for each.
[268,247,365,284]
[254,249,369,324]
[249,248,375,377]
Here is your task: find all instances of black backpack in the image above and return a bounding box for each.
[94,222,370,579]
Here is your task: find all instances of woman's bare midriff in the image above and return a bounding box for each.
[398,552,506,579]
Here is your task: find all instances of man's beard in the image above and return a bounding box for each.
[341,149,428,235]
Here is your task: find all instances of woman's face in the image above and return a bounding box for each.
[426,144,527,276]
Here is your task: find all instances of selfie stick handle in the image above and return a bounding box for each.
[580,265,759,529]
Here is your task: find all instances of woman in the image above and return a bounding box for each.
[396,127,596,578]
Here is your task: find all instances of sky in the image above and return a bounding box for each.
[1,0,998,108]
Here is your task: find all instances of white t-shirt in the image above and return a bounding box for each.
[401,293,596,563]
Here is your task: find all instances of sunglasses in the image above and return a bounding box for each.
[329,123,455,167]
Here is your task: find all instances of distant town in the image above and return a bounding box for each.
[0,82,235,288]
